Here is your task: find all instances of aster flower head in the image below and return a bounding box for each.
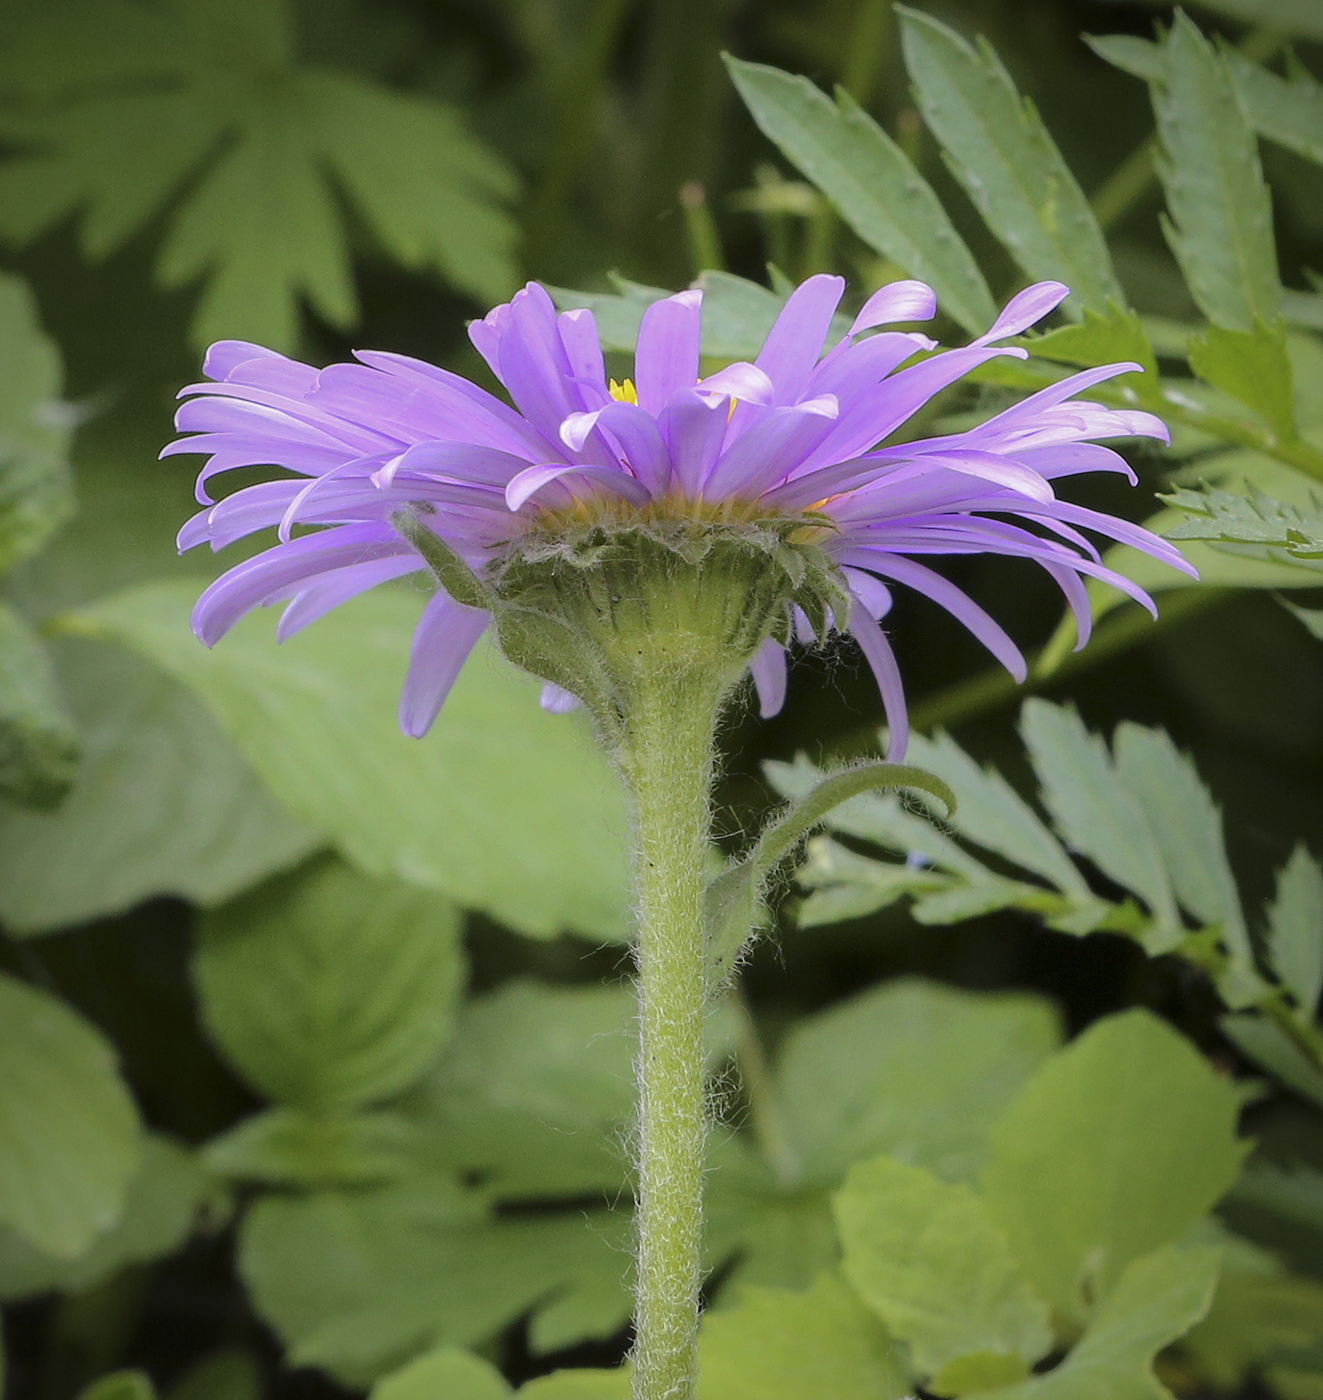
[171,274,1191,756]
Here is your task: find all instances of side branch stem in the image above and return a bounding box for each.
[620,667,723,1400]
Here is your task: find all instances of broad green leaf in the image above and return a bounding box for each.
[0,601,77,807]
[1020,701,1183,950]
[78,1373,155,1400]
[518,1373,628,1400]
[239,1183,630,1384]
[194,858,464,1112]
[70,581,630,940]
[371,1348,509,1400]
[0,636,318,935]
[897,8,1122,316]
[0,1135,213,1300]
[971,1245,1221,1400]
[835,1155,1051,1383]
[697,1273,908,1400]
[1267,847,1323,1011]
[1149,14,1282,331]
[1110,723,1251,961]
[0,271,73,574]
[0,971,142,1258]
[724,55,996,335]
[0,2,517,349]
[1220,1012,1323,1108]
[774,978,1062,1185]
[981,1009,1247,1321]
[1187,321,1296,437]
[706,761,954,987]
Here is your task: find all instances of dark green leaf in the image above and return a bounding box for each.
[0,636,318,935]
[78,1373,155,1400]
[167,1350,262,1400]
[70,582,630,940]
[898,8,1123,315]
[724,55,996,335]
[194,858,465,1112]
[0,601,77,807]
[0,971,142,1258]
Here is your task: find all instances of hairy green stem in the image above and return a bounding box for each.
[619,667,723,1400]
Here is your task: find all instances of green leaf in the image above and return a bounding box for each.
[0,971,142,1258]
[69,581,630,940]
[1187,320,1296,438]
[78,1373,155,1400]
[897,8,1123,316]
[518,1373,628,1400]
[697,1273,909,1400]
[981,1009,1248,1321]
[239,1183,630,1384]
[723,55,996,335]
[0,601,77,807]
[1149,13,1283,331]
[1020,701,1183,951]
[1165,484,1323,567]
[0,636,318,935]
[371,1348,509,1400]
[1230,1158,1323,1234]
[1224,48,1323,165]
[835,1155,1051,1384]
[970,1245,1221,1400]
[1220,1012,1323,1108]
[168,1349,262,1400]
[1133,0,1323,43]
[194,857,464,1113]
[0,1,517,350]
[1024,305,1157,387]
[773,978,1062,1186]
[706,761,954,986]
[0,1135,214,1301]
[0,270,73,573]
[1267,847,1323,1011]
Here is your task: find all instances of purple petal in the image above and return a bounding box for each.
[703,397,840,500]
[660,391,730,495]
[840,567,893,619]
[754,274,846,405]
[276,555,423,640]
[468,300,511,377]
[976,282,1070,343]
[540,682,583,714]
[203,341,289,381]
[846,281,937,337]
[883,448,1055,504]
[505,462,652,511]
[496,285,579,443]
[399,592,491,738]
[374,441,536,488]
[557,308,609,411]
[806,331,932,404]
[749,638,788,719]
[1016,442,1137,484]
[847,600,908,760]
[581,401,673,495]
[634,290,703,414]
[697,362,775,405]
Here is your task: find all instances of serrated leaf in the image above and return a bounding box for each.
[981,1009,1247,1321]
[69,581,630,940]
[723,55,996,335]
[1149,14,1282,331]
[835,1155,1051,1383]
[0,1136,213,1301]
[194,857,464,1113]
[0,271,73,574]
[969,1245,1221,1400]
[1224,48,1323,165]
[0,0,517,350]
[371,1347,509,1400]
[0,601,77,808]
[1133,0,1323,43]
[1020,701,1183,951]
[697,1273,908,1400]
[1267,847,1323,1011]
[898,8,1123,316]
[1188,320,1296,437]
[239,1183,630,1385]
[1165,483,1323,564]
[0,971,142,1258]
[1220,1012,1323,1108]
[1085,35,1165,85]
[1025,305,1157,386]
[0,636,318,935]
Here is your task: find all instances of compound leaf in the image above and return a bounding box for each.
[1266,846,1323,1012]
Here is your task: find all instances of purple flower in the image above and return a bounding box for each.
[169,275,1190,756]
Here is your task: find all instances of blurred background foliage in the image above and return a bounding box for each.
[6,0,1323,1398]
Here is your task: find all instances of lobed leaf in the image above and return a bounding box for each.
[1186,320,1297,438]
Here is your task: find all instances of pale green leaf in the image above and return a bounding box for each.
[69,582,630,940]
[835,1155,1051,1381]
[0,601,77,808]
[1020,701,1183,950]
[1165,483,1323,566]
[1220,1012,1323,1108]
[0,271,73,573]
[724,55,996,335]
[0,1135,213,1300]
[518,1373,628,1400]
[1224,49,1323,165]
[0,636,319,935]
[1110,723,1251,961]
[898,8,1123,315]
[1267,846,1323,1011]
[203,1107,428,1187]
[0,971,142,1258]
[371,1348,509,1400]
[1085,35,1164,85]
[972,1245,1221,1400]
[1133,0,1323,43]
[1150,14,1282,331]
[195,858,465,1112]
[981,1009,1248,1321]
[1025,305,1157,384]
[776,978,1062,1185]
[697,1273,908,1400]
[1187,321,1296,437]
